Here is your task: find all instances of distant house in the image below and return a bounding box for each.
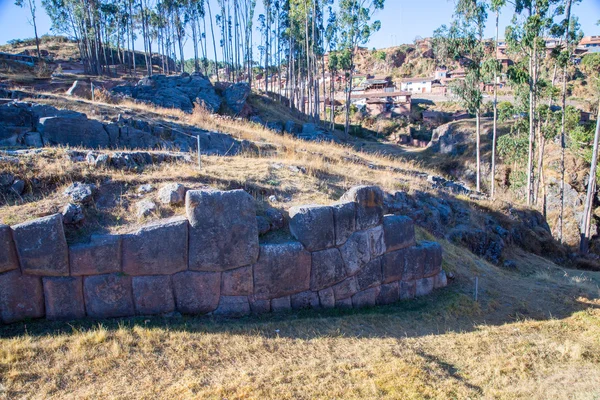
[350,90,412,117]
[434,66,448,80]
[579,36,600,54]
[400,77,433,94]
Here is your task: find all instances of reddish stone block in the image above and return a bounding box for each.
[83,274,135,318]
[12,214,69,276]
[377,282,399,305]
[0,224,19,274]
[221,265,253,296]
[332,277,358,301]
[69,235,121,276]
[0,270,44,323]
[253,242,311,300]
[249,296,271,314]
[172,271,221,314]
[132,275,175,315]
[352,286,380,308]
[213,296,250,317]
[43,276,85,320]
[122,217,188,276]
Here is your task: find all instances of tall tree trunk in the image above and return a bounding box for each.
[476,111,481,192]
[344,53,354,140]
[207,0,219,81]
[580,99,600,253]
[491,9,499,199]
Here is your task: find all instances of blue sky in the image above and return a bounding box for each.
[0,0,598,59]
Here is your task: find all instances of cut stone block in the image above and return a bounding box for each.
[318,287,335,309]
[416,277,434,297]
[253,242,311,300]
[214,296,250,317]
[368,226,386,257]
[339,231,371,276]
[356,257,382,290]
[289,204,334,251]
[382,249,407,283]
[291,291,320,310]
[172,271,221,314]
[340,185,384,230]
[187,189,259,271]
[434,270,448,289]
[404,245,425,281]
[132,275,175,315]
[311,248,346,291]
[352,286,380,308]
[377,282,399,305]
[335,297,353,309]
[332,277,358,301]
[422,241,443,277]
[249,296,271,314]
[122,217,188,276]
[332,202,356,246]
[12,214,69,276]
[69,234,121,276]
[83,274,135,318]
[271,296,291,312]
[43,276,85,320]
[400,280,416,300]
[221,265,253,296]
[0,225,19,274]
[383,215,415,252]
[0,270,44,323]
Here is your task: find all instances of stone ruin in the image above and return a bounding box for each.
[0,186,447,324]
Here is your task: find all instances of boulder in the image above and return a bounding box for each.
[42,276,85,320]
[383,215,415,252]
[172,271,221,314]
[221,265,253,296]
[70,235,121,276]
[66,80,92,99]
[257,216,271,235]
[24,131,43,147]
[265,208,284,231]
[0,173,14,187]
[158,183,186,206]
[340,186,384,230]
[332,202,356,246]
[132,275,175,315]
[214,296,251,317]
[253,242,311,300]
[63,182,96,204]
[122,217,188,276]
[138,184,154,194]
[136,199,157,218]
[284,120,301,134]
[266,121,284,133]
[38,114,111,148]
[339,231,371,275]
[62,203,85,225]
[0,225,19,274]
[83,274,135,318]
[291,291,320,310]
[288,205,335,251]
[310,248,346,291]
[223,83,251,115]
[11,179,25,195]
[187,189,259,271]
[12,214,69,276]
[0,270,44,323]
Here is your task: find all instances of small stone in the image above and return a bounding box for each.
[11,179,25,195]
[137,184,154,194]
[94,153,110,167]
[136,199,157,218]
[0,173,14,187]
[268,195,278,202]
[158,183,186,206]
[63,182,96,203]
[62,203,85,225]
[433,270,448,289]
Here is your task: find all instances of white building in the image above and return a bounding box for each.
[400,78,433,94]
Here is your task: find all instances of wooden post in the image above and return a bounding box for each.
[197,134,201,170]
[91,82,95,102]
[474,276,479,302]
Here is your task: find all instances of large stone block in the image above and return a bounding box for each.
[404,245,425,282]
[12,214,69,276]
[0,270,44,324]
[377,282,399,305]
[340,186,384,230]
[434,270,448,289]
[69,235,121,276]
[271,296,291,312]
[399,280,416,300]
[291,291,320,310]
[332,202,356,246]
[416,277,434,297]
[221,265,253,296]
[122,217,188,276]
[289,205,334,251]
[249,296,271,314]
[83,274,135,318]
[0,224,19,274]
[383,215,415,252]
[382,249,407,284]
[368,226,386,257]
[422,241,443,277]
[213,296,250,317]
[187,189,259,271]
[172,271,221,314]
[356,258,382,290]
[311,248,346,291]
[318,287,335,309]
[339,231,371,276]
[253,242,311,300]
[132,275,175,315]
[43,276,85,320]
[335,297,353,309]
[352,286,380,308]
[332,277,358,301]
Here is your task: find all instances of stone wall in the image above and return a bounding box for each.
[0,186,447,324]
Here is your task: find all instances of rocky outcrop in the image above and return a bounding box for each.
[112,72,221,113]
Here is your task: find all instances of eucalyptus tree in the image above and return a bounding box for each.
[434,0,488,192]
[338,0,384,138]
[15,0,41,59]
